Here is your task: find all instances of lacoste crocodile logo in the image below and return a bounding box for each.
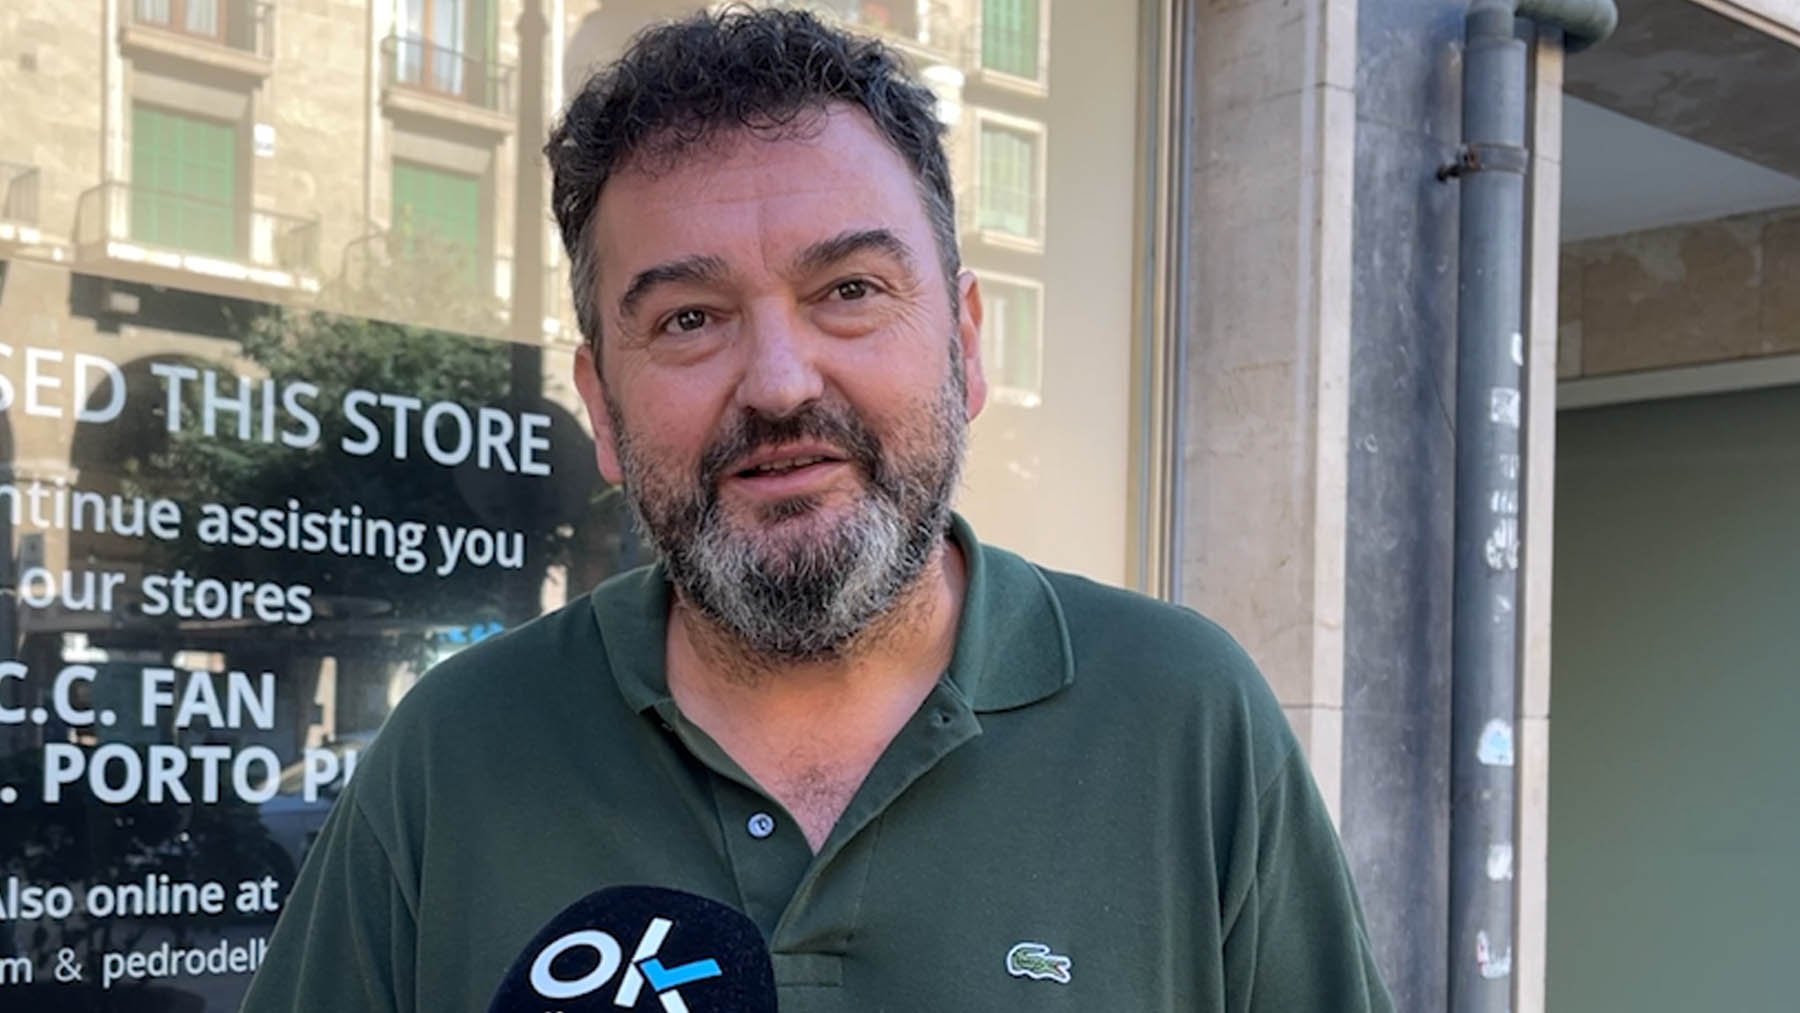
[1006,941,1072,984]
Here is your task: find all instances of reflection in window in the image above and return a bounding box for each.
[977,118,1040,241]
[981,0,1041,80]
[396,0,497,103]
[130,103,237,258]
[391,161,481,287]
[135,0,223,40]
[979,274,1044,407]
[0,6,1145,1008]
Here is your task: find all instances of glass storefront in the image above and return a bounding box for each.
[0,0,1151,1007]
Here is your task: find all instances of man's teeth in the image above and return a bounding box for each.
[749,456,828,475]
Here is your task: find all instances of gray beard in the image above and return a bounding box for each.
[672,478,948,660]
[612,368,965,662]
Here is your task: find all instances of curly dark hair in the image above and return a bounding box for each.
[544,5,959,354]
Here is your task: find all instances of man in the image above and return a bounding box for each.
[245,8,1393,1011]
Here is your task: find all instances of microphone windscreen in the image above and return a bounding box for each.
[488,885,778,1012]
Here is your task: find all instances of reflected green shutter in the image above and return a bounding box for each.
[131,103,237,257]
[978,125,1034,238]
[982,279,1042,397]
[392,161,481,286]
[1004,285,1040,392]
[981,0,1039,79]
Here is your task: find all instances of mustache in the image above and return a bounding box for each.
[696,402,885,491]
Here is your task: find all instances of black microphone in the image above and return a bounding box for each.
[488,885,778,1012]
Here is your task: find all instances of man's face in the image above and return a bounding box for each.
[573,105,987,659]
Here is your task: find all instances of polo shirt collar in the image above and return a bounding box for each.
[588,513,1074,714]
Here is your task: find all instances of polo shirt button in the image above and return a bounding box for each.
[747,812,776,839]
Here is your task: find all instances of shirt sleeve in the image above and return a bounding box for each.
[1222,748,1396,1013]
[241,784,418,1013]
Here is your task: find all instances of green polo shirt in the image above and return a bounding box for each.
[244,517,1391,1011]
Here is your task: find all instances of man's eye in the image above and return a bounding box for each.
[664,308,708,333]
[832,279,872,301]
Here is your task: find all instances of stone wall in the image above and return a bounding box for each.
[262,0,385,274]
[0,3,105,239]
[1181,0,1356,806]
[1559,204,1800,378]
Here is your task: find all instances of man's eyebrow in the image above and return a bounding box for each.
[790,228,919,279]
[617,254,730,322]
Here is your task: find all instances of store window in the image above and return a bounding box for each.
[0,2,1157,1009]
[130,104,238,258]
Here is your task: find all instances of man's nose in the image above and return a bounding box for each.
[734,301,824,418]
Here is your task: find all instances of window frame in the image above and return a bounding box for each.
[973,0,1051,93]
[971,107,1049,251]
[973,268,1047,408]
[134,0,230,44]
[395,0,498,105]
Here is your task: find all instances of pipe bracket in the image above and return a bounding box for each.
[1437,143,1530,181]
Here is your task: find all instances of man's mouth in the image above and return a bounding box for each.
[727,440,854,482]
[723,453,851,504]
[737,454,835,478]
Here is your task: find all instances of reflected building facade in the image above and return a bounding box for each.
[0,2,1141,1009]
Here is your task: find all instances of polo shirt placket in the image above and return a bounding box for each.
[641,643,985,998]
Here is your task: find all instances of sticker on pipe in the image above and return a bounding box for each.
[1477,720,1514,767]
[1477,932,1513,980]
[1487,843,1514,882]
[1489,387,1521,429]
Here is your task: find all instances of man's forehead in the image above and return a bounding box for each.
[590,106,926,258]
[611,104,841,181]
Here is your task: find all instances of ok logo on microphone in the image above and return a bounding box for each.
[529,917,722,1011]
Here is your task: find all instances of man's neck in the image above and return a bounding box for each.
[663,536,968,850]
[668,536,965,703]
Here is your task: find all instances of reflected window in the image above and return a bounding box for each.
[980,0,1042,80]
[979,273,1044,407]
[392,161,481,286]
[396,0,497,105]
[130,103,237,258]
[0,5,1153,1008]
[976,115,1043,243]
[135,0,224,40]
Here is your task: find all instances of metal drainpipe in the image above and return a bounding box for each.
[1443,1,1614,1010]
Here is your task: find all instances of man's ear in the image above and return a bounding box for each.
[573,342,626,485]
[956,269,988,422]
